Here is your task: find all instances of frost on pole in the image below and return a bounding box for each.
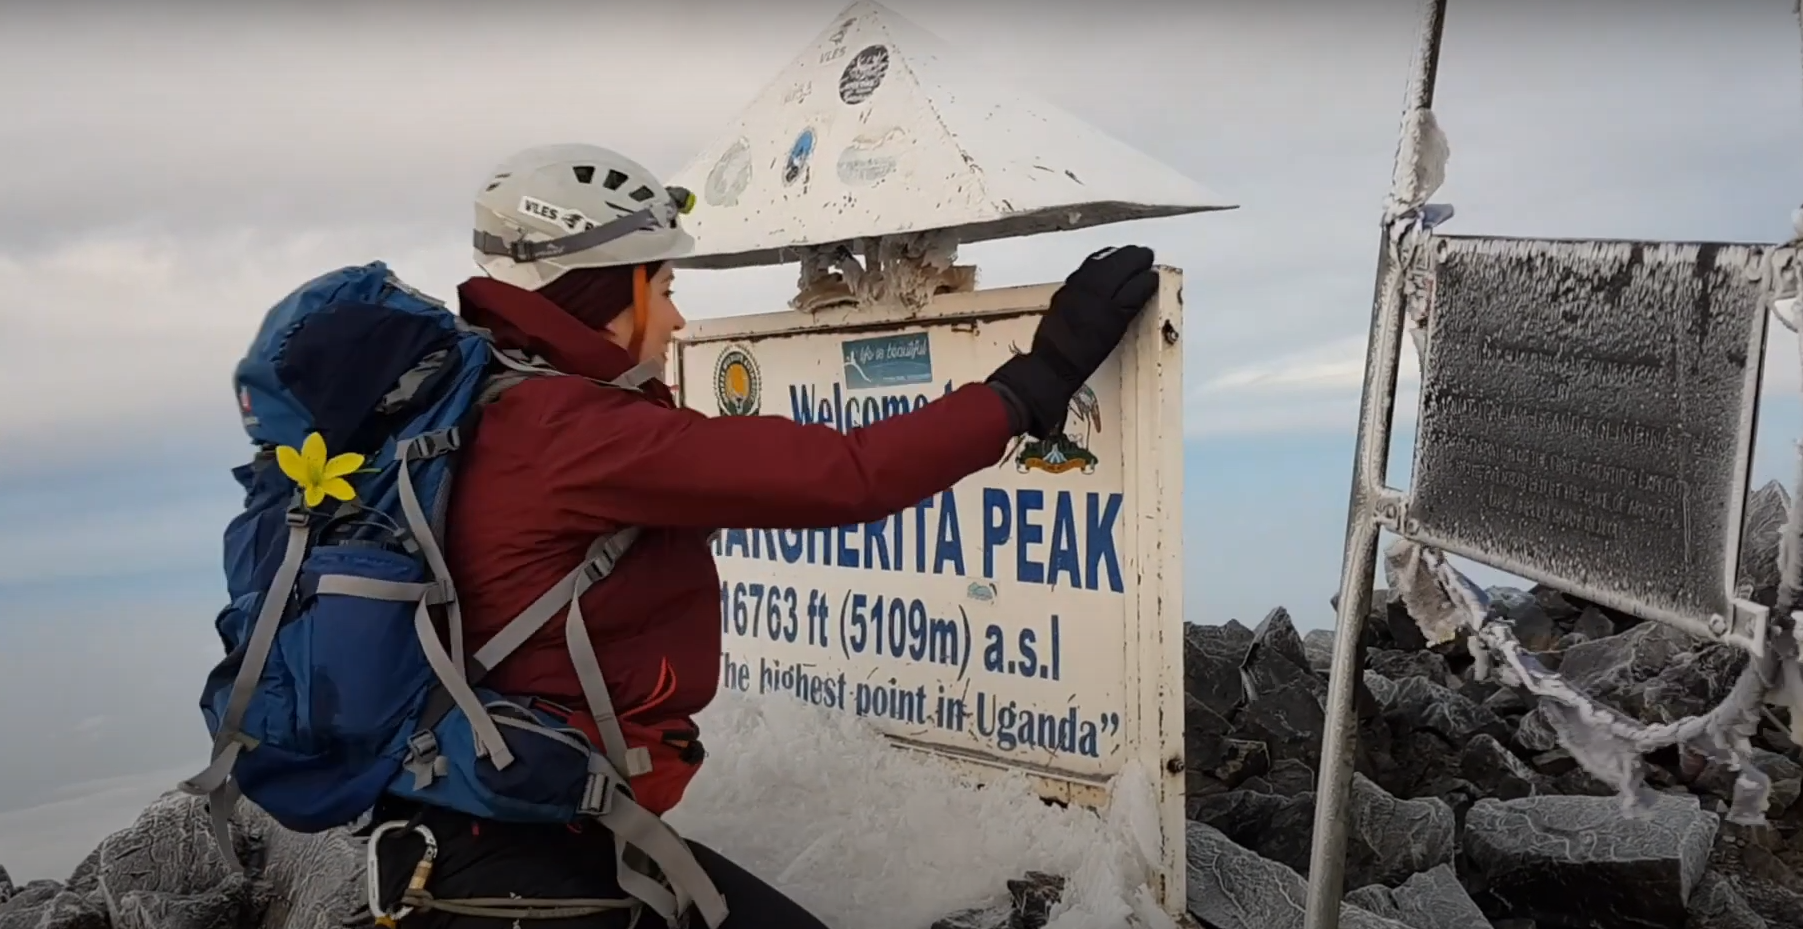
[1406,237,1770,644]
[667,0,1234,309]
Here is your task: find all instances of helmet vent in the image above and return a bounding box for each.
[572,165,597,184]
[603,169,630,190]
[628,185,655,202]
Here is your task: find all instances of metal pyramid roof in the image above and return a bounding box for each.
[670,0,1236,270]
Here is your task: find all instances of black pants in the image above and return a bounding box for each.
[370,800,830,929]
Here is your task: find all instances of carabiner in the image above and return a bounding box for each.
[366,820,439,928]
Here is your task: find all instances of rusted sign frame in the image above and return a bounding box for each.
[1302,1,1774,927]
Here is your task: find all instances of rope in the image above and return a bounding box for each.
[1385,540,1803,826]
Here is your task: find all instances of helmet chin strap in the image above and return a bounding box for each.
[626,264,650,362]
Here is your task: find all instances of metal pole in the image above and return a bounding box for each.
[1301,1,1446,927]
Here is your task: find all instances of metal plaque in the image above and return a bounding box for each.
[1407,236,1769,634]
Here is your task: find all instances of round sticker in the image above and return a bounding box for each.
[839,45,890,105]
[783,127,816,187]
[703,138,753,207]
[713,346,762,416]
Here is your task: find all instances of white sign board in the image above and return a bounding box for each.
[671,272,1188,913]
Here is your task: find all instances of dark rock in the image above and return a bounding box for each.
[1187,694,1268,795]
[61,850,98,897]
[1553,632,1591,650]
[1184,821,1413,929]
[1639,644,1750,721]
[1489,588,1560,652]
[1005,872,1064,929]
[1346,773,1457,888]
[1214,738,1273,788]
[1237,678,1327,768]
[1572,606,1617,641]
[1383,597,1430,652]
[1186,622,1253,718]
[1411,776,1483,824]
[1385,676,1508,746]
[1529,749,1580,778]
[1556,622,1696,711]
[1186,773,1453,891]
[1543,764,1619,798]
[0,885,107,929]
[1481,687,1529,717]
[1367,650,1452,688]
[1532,586,1581,625]
[1460,735,1542,801]
[1237,760,1318,798]
[1342,863,1489,929]
[1703,825,1803,928]
[1188,789,1317,875]
[1513,706,1561,754]
[1695,751,1801,818]
[931,882,1066,929]
[1685,870,1769,929]
[1265,759,1318,796]
[1363,671,1399,708]
[930,901,1016,929]
[1455,675,1503,707]
[1463,793,1718,929]
[1241,608,1325,704]
[1304,628,1336,674]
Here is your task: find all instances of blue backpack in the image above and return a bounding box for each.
[178,261,727,927]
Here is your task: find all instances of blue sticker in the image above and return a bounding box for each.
[783,127,816,186]
[841,331,933,390]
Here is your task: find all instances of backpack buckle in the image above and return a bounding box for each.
[406,429,462,461]
[581,754,627,817]
[284,506,310,528]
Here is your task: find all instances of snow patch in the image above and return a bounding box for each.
[666,690,1168,929]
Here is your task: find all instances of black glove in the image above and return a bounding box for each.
[986,245,1158,437]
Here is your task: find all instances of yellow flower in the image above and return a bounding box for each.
[276,432,366,508]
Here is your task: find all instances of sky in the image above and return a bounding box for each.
[4,0,1803,881]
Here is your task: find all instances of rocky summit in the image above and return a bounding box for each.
[1179,591,1802,929]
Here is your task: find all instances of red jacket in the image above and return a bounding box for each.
[445,278,1014,813]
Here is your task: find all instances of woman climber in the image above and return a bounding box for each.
[367,142,1160,928]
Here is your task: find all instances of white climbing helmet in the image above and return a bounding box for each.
[472,143,697,290]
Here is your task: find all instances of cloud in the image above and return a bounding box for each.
[7,0,1798,465]
[1191,332,1424,437]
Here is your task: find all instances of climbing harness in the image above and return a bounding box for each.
[366,819,647,927]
